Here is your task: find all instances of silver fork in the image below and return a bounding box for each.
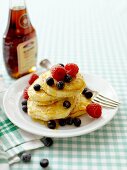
[40,59,120,109]
[91,91,120,109]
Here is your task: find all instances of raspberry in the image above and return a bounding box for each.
[65,63,79,77]
[86,103,102,118]
[51,65,66,81]
[28,74,39,85]
[23,86,29,100]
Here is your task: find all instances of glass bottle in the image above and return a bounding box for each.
[3,0,37,78]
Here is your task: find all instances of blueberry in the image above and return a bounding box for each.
[84,91,93,99]
[59,63,64,67]
[22,100,27,106]
[59,119,66,126]
[64,74,72,83]
[73,117,81,127]
[40,158,49,168]
[47,120,56,129]
[82,88,93,99]
[66,117,73,125]
[21,153,31,162]
[63,101,71,108]
[56,81,65,90]
[22,105,27,113]
[33,84,41,91]
[82,88,88,95]
[46,77,54,86]
[41,137,53,147]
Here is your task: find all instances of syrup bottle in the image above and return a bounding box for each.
[3,0,37,78]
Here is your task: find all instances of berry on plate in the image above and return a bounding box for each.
[56,81,65,90]
[59,63,64,67]
[64,74,72,83]
[66,117,74,125]
[63,100,71,108]
[28,74,39,85]
[47,120,56,129]
[82,88,88,95]
[84,91,93,99]
[33,84,41,91]
[22,105,27,113]
[73,117,81,127]
[59,119,66,126]
[46,77,54,86]
[51,65,66,81]
[86,103,102,118]
[65,63,79,77]
[23,86,29,100]
[21,100,27,106]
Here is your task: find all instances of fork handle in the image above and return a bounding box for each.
[39,59,52,70]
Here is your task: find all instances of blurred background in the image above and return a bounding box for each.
[0,0,126,79]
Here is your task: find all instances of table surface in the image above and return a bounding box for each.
[0,0,127,169]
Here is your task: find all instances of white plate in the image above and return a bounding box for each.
[3,73,119,138]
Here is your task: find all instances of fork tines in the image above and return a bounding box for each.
[92,93,120,109]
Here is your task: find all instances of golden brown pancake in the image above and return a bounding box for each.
[28,78,62,104]
[27,97,77,121]
[27,69,90,123]
[70,94,91,118]
[39,71,86,98]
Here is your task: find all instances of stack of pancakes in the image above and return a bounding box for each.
[27,71,91,121]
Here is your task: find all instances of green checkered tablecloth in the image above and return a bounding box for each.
[0,0,127,169]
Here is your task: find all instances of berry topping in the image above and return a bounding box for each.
[64,74,72,83]
[73,117,81,127]
[22,105,27,113]
[33,84,41,91]
[47,120,56,129]
[84,91,93,99]
[82,88,88,95]
[59,63,64,67]
[40,158,49,168]
[41,137,53,147]
[56,81,65,90]
[21,100,27,106]
[82,88,93,99]
[51,65,66,81]
[86,103,102,118]
[63,101,71,108]
[46,77,54,86]
[21,153,31,162]
[66,117,74,125]
[59,119,66,126]
[65,63,79,77]
[23,86,29,100]
[28,74,39,85]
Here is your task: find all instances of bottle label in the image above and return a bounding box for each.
[17,37,37,74]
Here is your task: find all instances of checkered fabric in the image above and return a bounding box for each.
[0,146,9,170]
[0,145,8,163]
[0,0,127,169]
[0,108,44,165]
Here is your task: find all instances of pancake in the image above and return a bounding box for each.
[31,100,58,106]
[39,71,86,98]
[28,78,62,104]
[70,94,91,118]
[27,97,77,121]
